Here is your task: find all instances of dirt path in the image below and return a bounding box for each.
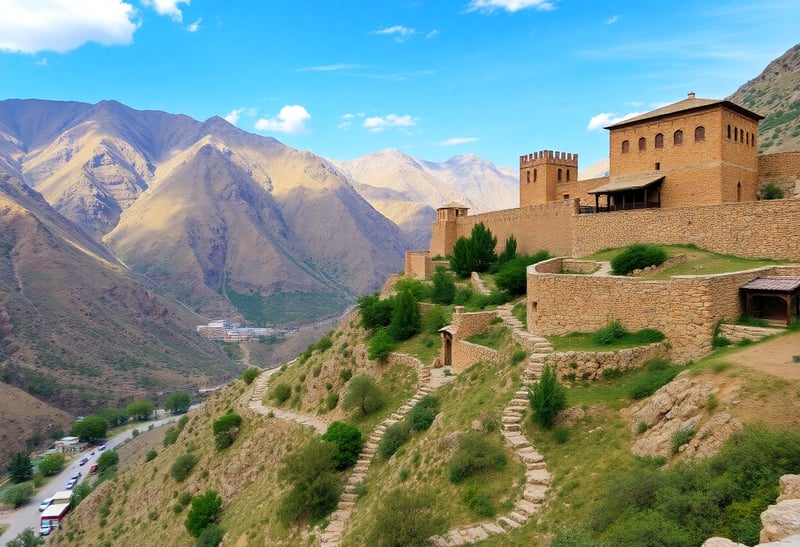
[724,331,800,381]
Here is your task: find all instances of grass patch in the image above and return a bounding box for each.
[549,328,665,352]
[466,325,510,350]
[393,334,442,366]
[511,300,527,328]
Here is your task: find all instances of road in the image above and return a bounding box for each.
[0,413,185,545]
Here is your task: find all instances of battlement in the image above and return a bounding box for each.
[520,150,578,168]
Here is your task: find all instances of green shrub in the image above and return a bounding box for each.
[461,486,496,517]
[170,453,199,482]
[671,427,695,455]
[422,306,450,334]
[315,336,333,352]
[242,368,260,385]
[494,251,551,295]
[321,421,363,470]
[706,393,719,412]
[277,439,341,525]
[212,412,242,450]
[379,422,411,459]
[196,524,225,547]
[163,415,188,447]
[448,432,507,483]
[368,329,395,361]
[611,244,668,275]
[339,368,353,382]
[342,375,384,415]
[145,450,158,462]
[553,425,570,443]
[529,365,567,429]
[368,489,447,547]
[270,383,292,403]
[326,391,339,410]
[185,491,222,537]
[713,335,732,348]
[592,320,627,346]
[358,293,394,331]
[406,396,440,432]
[511,349,527,365]
[2,482,34,508]
[38,452,66,476]
[634,328,666,343]
[760,182,784,200]
[430,267,456,305]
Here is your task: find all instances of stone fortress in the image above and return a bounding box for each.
[406,93,800,364]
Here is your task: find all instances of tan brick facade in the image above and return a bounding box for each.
[759,151,800,198]
[440,310,502,373]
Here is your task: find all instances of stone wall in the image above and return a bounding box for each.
[404,250,433,279]
[545,342,669,381]
[452,341,502,374]
[560,259,598,274]
[442,310,501,373]
[718,324,785,344]
[572,199,800,260]
[759,151,800,198]
[527,259,800,363]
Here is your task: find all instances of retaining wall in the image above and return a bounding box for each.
[545,342,670,381]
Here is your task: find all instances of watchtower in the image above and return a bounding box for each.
[429,202,469,257]
[519,150,578,207]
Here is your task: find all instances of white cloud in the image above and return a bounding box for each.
[338,112,365,130]
[255,105,311,135]
[587,111,642,131]
[187,18,201,32]
[141,0,188,22]
[0,0,139,54]
[296,63,365,72]
[465,0,557,14]
[35,58,48,66]
[439,137,479,146]
[363,114,418,133]
[372,25,417,42]
[426,29,440,39]
[606,15,619,24]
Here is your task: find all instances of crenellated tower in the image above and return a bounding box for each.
[519,150,578,207]
[429,202,469,257]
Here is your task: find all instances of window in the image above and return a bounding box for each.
[655,133,664,148]
[621,140,630,153]
[533,169,537,182]
[566,169,571,182]
[727,125,731,139]
[526,170,530,184]
[734,127,738,142]
[557,168,562,181]
[563,193,570,200]
[746,132,749,146]
[751,135,756,147]
[673,130,683,145]
[638,137,646,151]
[695,126,705,142]
[737,182,741,202]
[655,162,660,171]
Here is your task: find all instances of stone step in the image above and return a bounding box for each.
[501,415,522,424]
[497,516,522,530]
[515,499,541,516]
[527,461,548,471]
[340,493,358,503]
[481,522,505,535]
[524,485,548,503]
[526,468,551,485]
[527,353,549,363]
[353,464,369,473]
[503,423,521,432]
[503,434,531,449]
[515,390,529,398]
[518,449,544,463]
[338,501,355,510]
[509,398,528,406]
[508,511,529,524]
[330,509,351,521]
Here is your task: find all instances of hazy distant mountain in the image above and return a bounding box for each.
[333,149,518,248]
[0,99,407,326]
[578,157,610,180]
[727,43,800,153]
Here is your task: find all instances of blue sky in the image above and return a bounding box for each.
[0,1,798,170]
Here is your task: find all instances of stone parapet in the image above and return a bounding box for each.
[545,342,669,381]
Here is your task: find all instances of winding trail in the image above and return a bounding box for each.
[248,367,329,434]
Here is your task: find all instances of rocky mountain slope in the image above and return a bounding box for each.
[728,43,800,153]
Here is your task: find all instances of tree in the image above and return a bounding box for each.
[450,236,474,277]
[367,328,395,361]
[96,449,119,474]
[321,421,363,470]
[342,375,384,415]
[430,266,456,305]
[196,524,225,547]
[164,392,191,414]
[170,453,199,482]
[469,222,498,273]
[2,482,34,508]
[37,452,66,476]
[185,490,223,537]
[71,415,109,443]
[7,452,32,483]
[6,527,44,547]
[98,407,128,426]
[498,234,517,265]
[277,439,341,524]
[212,412,243,450]
[494,252,550,295]
[126,399,155,420]
[70,481,93,508]
[358,293,394,331]
[369,489,447,547]
[388,288,421,342]
[529,364,568,429]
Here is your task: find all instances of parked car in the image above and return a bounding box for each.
[89,464,98,473]
[66,478,77,489]
[38,498,53,512]
[79,457,89,465]
[39,521,52,536]
[98,444,107,451]
[71,471,82,480]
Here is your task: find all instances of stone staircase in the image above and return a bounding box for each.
[430,302,554,545]
[318,366,453,547]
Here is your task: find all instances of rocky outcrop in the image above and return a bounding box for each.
[623,372,742,460]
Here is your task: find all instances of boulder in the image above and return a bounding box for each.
[760,499,800,543]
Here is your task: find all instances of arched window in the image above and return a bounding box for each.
[621,140,630,153]
[751,135,756,147]
[673,130,683,145]
[638,137,646,151]
[746,132,750,145]
[695,126,705,142]
[533,169,537,182]
[737,182,742,202]
[526,170,530,183]
[557,168,563,181]
[655,133,664,148]
[566,169,571,182]
[734,127,739,142]
[727,125,731,139]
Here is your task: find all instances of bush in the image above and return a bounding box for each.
[170,453,199,482]
[430,267,456,305]
[37,452,66,476]
[406,396,440,432]
[6,527,45,547]
[422,305,450,334]
[325,391,339,410]
[72,415,109,444]
[462,486,496,517]
[70,481,92,508]
[339,368,353,382]
[164,415,189,447]
[2,482,34,508]
[342,375,384,415]
[448,432,507,483]
[185,490,223,537]
[529,365,567,429]
[368,328,395,361]
[196,524,225,547]
[394,277,428,301]
[277,439,341,525]
[553,425,570,443]
[96,449,119,474]
[321,421,363,470]
[494,251,551,295]
[270,383,292,403]
[242,368,260,385]
[145,450,158,462]
[358,293,394,331]
[611,244,668,275]
[511,349,527,365]
[671,427,695,455]
[761,181,784,200]
[592,320,628,346]
[164,392,191,414]
[379,422,411,459]
[126,399,155,420]
[212,412,243,450]
[369,489,447,547]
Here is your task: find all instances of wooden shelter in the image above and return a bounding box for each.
[740,276,800,326]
